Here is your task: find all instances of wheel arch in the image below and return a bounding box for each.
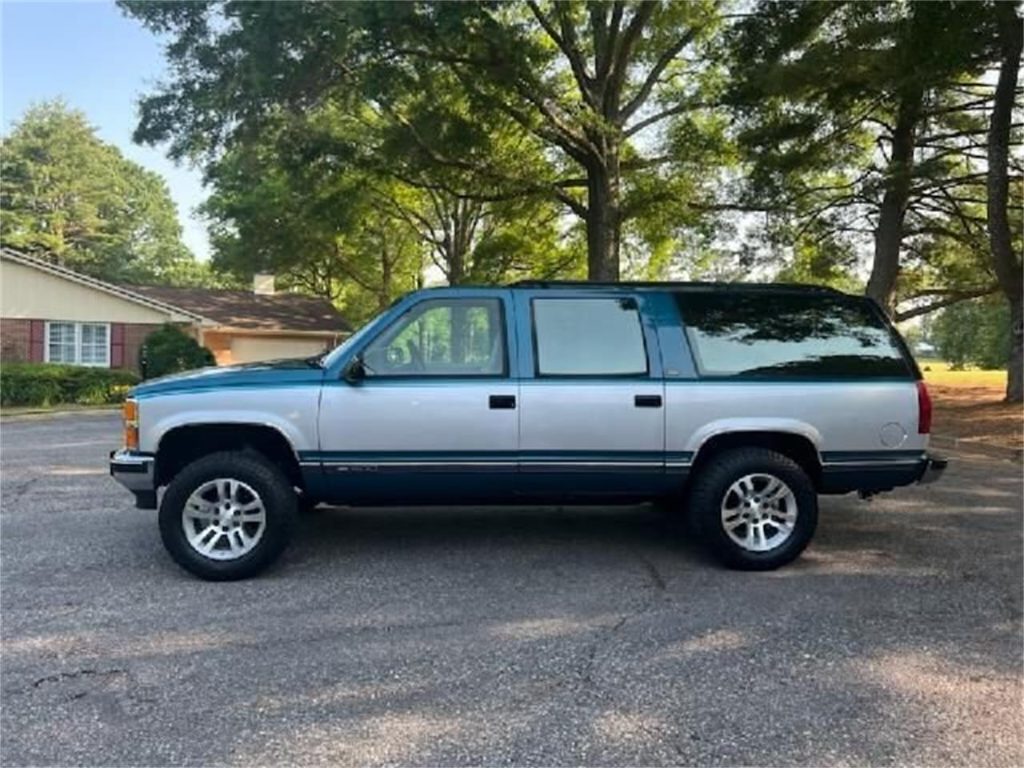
[689,425,824,488]
[155,423,303,489]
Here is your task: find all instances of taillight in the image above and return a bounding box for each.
[123,399,139,450]
[916,380,932,434]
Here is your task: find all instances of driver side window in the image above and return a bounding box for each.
[361,298,506,377]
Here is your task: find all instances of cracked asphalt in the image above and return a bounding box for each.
[1,412,1021,767]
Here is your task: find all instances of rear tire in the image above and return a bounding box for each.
[158,451,298,581]
[689,447,817,570]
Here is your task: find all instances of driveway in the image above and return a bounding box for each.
[1,413,1021,766]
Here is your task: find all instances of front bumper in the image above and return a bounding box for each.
[110,450,157,508]
[917,452,948,485]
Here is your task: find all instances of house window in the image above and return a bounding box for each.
[45,322,110,367]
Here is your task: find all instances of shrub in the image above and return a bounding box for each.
[0,363,139,407]
[141,324,216,379]
[931,298,1010,371]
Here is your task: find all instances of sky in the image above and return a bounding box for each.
[1,0,211,259]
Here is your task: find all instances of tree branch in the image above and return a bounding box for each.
[619,29,697,122]
[527,1,595,107]
[894,286,1000,321]
[624,101,712,137]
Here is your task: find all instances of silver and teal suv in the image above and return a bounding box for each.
[111,281,946,580]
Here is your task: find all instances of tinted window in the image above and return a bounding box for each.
[533,298,648,376]
[363,298,505,377]
[675,292,912,379]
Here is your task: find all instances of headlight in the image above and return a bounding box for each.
[122,399,139,451]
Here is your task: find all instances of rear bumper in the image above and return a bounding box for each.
[916,453,948,485]
[820,451,947,495]
[110,450,157,508]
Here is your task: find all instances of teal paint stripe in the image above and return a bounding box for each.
[134,381,322,399]
[665,378,916,385]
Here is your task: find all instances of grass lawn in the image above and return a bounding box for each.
[918,361,1022,451]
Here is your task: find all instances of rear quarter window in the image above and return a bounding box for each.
[674,292,914,379]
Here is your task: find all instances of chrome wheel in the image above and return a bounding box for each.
[720,473,798,553]
[181,478,266,561]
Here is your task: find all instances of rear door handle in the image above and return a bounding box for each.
[489,394,516,410]
[634,394,662,408]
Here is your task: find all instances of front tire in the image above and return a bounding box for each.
[158,451,298,581]
[689,448,818,570]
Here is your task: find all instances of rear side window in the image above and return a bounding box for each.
[674,292,913,379]
[533,297,648,376]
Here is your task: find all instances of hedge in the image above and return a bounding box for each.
[0,363,139,408]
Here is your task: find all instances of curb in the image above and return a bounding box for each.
[930,434,1023,463]
[0,405,120,422]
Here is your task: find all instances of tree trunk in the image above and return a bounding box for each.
[1007,298,1023,403]
[445,237,466,286]
[378,244,393,312]
[585,153,621,281]
[987,1,1023,403]
[866,87,923,313]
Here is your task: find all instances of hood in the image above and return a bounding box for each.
[131,358,326,398]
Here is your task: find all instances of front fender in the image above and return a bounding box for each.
[137,387,321,457]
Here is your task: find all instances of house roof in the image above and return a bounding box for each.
[1,247,350,334]
[126,284,351,334]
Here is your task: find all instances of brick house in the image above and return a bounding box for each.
[0,248,351,371]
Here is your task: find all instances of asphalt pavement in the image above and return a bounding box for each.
[1,412,1021,766]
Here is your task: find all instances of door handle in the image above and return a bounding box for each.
[634,394,662,408]
[489,394,516,409]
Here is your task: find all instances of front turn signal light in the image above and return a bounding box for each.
[123,399,139,450]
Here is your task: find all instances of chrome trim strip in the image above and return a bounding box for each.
[321,460,517,468]
[313,460,673,470]
[821,460,923,467]
[521,461,662,468]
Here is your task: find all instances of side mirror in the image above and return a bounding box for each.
[342,356,366,384]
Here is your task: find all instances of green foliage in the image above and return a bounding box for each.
[0,363,139,407]
[0,101,205,284]
[726,1,1009,312]
[117,0,1013,312]
[119,0,731,281]
[931,298,1010,370]
[140,325,216,379]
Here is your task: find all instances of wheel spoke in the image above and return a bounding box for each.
[761,477,782,501]
[772,509,796,525]
[190,526,222,555]
[753,523,768,550]
[185,505,217,521]
[764,482,792,504]
[723,516,745,532]
[227,529,245,554]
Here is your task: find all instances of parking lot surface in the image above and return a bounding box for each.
[1,412,1021,766]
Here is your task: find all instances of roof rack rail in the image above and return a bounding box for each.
[507,279,843,293]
